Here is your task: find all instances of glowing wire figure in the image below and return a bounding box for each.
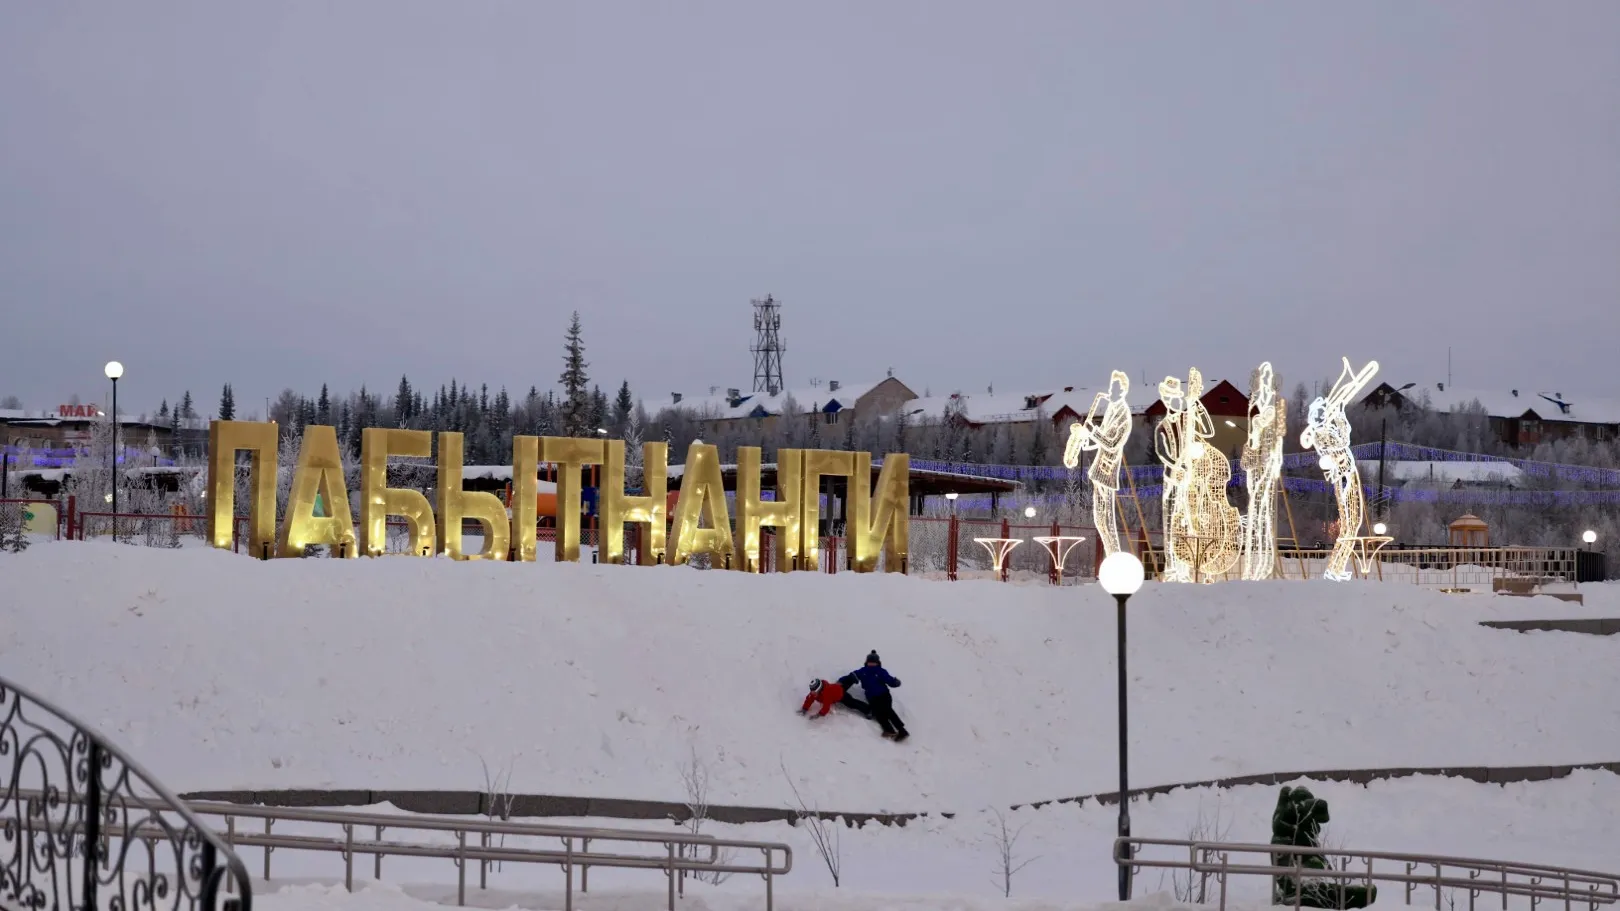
[1063,371,1133,557]
[1239,362,1285,580]
[1300,358,1379,581]
[1157,368,1242,582]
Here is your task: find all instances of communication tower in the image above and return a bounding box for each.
[751,295,786,396]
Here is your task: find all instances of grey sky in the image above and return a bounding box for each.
[2,1,1617,419]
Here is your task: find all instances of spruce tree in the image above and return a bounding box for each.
[219,383,236,421]
[180,390,195,419]
[558,311,590,436]
[614,381,634,433]
[317,384,331,425]
[158,399,170,419]
[395,376,413,426]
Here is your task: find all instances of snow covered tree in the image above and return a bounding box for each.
[558,311,591,436]
[624,404,647,490]
[0,395,21,410]
[218,384,235,421]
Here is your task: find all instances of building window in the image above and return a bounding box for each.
[824,410,839,425]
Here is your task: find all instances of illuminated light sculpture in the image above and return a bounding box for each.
[509,436,540,562]
[1062,371,1132,557]
[1157,368,1241,582]
[542,437,605,564]
[734,446,801,572]
[278,424,357,558]
[670,441,734,566]
[436,431,510,560]
[600,439,668,565]
[1300,358,1380,581]
[1239,363,1285,580]
[1154,377,1189,581]
[360,428,436,557]
[801,450,857,571]
[848,452,909,573]
[206,420,277,554]
[973,536,1023,582]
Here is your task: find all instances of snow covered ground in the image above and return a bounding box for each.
[4,542,1619,907]
[246,772,1620,908]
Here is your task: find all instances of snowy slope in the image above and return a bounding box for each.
[4,542,1619,812]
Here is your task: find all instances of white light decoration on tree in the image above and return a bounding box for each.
[1239,362,1285,580]
[1062,371,1133,557]
[1300,357,1380,581]
[1156,368,1241,582]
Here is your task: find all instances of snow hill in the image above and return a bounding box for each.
[5,543,1620,813]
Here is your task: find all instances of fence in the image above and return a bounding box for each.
[0,497,64,540]
[1,675,253,911]
[12,791,793,911]
[1118,837,1620,911]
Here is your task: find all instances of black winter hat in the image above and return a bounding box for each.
[865,650,881,665]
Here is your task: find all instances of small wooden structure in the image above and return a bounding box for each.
[1449,513,1489,547]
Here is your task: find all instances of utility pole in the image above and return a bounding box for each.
[1376,418,1387,520]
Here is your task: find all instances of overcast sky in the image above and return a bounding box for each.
[2,1,1617,418]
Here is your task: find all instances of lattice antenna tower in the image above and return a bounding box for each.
[751,295,786,396]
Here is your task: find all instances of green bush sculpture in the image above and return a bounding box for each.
[1270,786,1377,909]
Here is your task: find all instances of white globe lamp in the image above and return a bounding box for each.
[1583,529,1597,545]
[1099,550,1145,598]
[1024,505,1037,518]
[1372,522,1387,536]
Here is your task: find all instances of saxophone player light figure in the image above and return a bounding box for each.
[1063,371,1133,557]
[1300,358,1379,581]
[1154,376,1190,581]
[1239,362,1285,581]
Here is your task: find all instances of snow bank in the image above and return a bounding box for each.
[3,543,1619,812]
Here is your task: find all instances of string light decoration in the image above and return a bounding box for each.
[1062,370,1133,557]
[1238,363,1285,580]
[1300,358,1380,581]
[1156,368,1242,582]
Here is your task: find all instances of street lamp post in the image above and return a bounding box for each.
[1098,550,1145,902]
[104,361,124,541]
[1583,529,1597,550]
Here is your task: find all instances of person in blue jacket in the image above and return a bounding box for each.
[845,651,908,741]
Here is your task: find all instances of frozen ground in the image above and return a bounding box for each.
[4,543,1619,812]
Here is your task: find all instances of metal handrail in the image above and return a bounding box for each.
[1,675,254,911]
[1117,838,1620,911]
[20,787,792,911]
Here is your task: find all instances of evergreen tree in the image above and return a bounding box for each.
[558,311,590,436]
[298,396,316,429]
[317,384,331,425]
[180,390,195,419]
[614,381,634,432]
[588,385,608,435]
[395,376,414,426]
[158,399,170,419]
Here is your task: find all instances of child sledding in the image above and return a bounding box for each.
[798,650,910,742]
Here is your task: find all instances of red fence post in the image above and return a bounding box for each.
[1050,519,1061,585]
[946,514,959,581]
[999,518,1011,582]
[66,495,77,540]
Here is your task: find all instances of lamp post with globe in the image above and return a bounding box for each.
[1583,529,1597,551]
[104,361,124,541]
[1098,549,1145,901]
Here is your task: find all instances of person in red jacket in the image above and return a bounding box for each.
[799,677,873,720]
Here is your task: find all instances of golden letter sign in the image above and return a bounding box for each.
[205,421,909,572]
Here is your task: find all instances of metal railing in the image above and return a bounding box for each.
[19,790,793,911]
[1,676,253,911]
[1118,838,1620,911]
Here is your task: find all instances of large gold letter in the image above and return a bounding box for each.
[510,436,539,562]
[542,437,605,563]
[435,432,510,560]
[600,439,668,565]
[360,428,436,556]
[206,420,277,555]
[801,450,856,571]
[734,446,802,572]
[848,453,909,573]
[277,425,356,558]
[670,441,734,566]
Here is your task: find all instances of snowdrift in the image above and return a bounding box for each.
[4,543,1619,812]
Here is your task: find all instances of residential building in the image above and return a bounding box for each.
[673,376,918,438]
[1360,383,1620,447]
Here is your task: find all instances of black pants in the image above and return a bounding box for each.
[868,692,906,735]
[839,693,872,717]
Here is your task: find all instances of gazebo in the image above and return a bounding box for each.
[1448,513,1489,547]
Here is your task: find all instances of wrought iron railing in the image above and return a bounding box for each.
[1,675,253,911]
